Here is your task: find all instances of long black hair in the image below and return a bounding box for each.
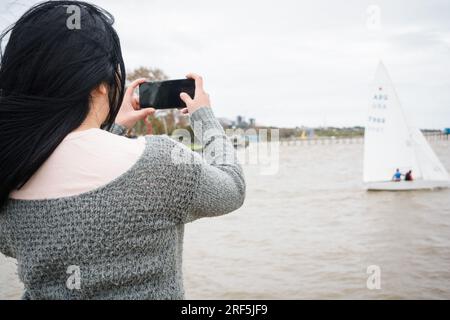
[0,1,126,207]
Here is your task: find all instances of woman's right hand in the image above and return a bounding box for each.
[115,78,156,129]
[179,73,211,114]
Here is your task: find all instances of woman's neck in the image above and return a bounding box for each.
[72,105,106,132]
[73,121,101,132]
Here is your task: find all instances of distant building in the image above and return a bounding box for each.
[236,115,249,129]
[217,115,256,129]
[236,115,244,127]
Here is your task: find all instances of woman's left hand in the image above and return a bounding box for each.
[115,78,155,129]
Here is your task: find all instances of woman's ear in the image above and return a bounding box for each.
[92,83,108,97]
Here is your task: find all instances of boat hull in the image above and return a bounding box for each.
[365,180,450,191]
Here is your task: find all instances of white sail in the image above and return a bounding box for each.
[363,62,450,190]
[409,127,450,181]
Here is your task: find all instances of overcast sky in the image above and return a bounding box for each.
[1,0,450,128]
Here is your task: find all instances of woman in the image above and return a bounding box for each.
[0,1,245,299]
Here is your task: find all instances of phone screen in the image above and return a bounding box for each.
[139,79,195,109]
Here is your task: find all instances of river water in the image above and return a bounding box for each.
[1,139,450,299]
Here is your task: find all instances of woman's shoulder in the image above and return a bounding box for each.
[10,129,145,200]
[139,134,200,167]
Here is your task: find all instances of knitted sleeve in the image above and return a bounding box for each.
[154,107,245,223]
[108,123,128,136]
[185,107,245,222]
[0,223,14,258]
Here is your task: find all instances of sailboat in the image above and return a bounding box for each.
[363,62,450,191]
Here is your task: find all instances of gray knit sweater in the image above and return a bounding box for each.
[0,107,245,300]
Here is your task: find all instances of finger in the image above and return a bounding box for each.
[133,107,155,121]
[186,73,204,92]
[131,95,140,110]
[180,92,193,105]
[144,117,153,135]
[144,107,156,116]
[180,108,188,114]
[125,78,147,99]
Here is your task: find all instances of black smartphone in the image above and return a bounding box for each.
[139,79,195,109]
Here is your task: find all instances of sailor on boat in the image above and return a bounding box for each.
[405,170,413,181]
[392,169,402,182]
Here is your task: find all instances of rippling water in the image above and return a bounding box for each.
[1,139,450,299]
